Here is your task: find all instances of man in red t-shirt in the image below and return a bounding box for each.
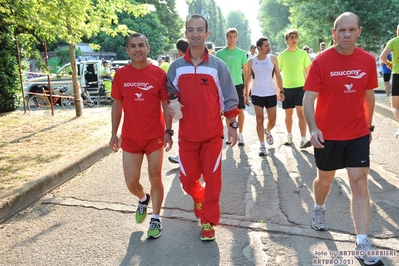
[109,33,173,239]
[303,12,383,266]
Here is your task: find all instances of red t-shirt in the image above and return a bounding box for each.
[111,64,168,139]
[304,48,378,140]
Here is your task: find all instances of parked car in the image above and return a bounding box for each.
[26,60,104,101]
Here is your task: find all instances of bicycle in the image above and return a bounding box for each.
[27,85,73,111]
[81,86,95,108]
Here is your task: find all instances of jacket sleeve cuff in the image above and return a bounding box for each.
[224,108,239,119]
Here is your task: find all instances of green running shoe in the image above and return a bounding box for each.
[147,218,162,239]
[135,193,150,223]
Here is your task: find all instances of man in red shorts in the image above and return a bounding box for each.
[304,12,383,266]
[109,33,173,239]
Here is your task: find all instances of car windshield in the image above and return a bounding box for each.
[57,65,73,76]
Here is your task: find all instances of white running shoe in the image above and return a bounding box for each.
[238,133,245,146]
[395,129,399,138]
[311,206,327,231]
[168,155,179,164]
[259,146,267,156]
[355,238,384,266]
[265,130,274,145]
[300,139,312,149]
[284,133,292,145]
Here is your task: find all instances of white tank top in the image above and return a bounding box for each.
[251,55,276,97]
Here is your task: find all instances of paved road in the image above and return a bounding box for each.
[1,95,398,265]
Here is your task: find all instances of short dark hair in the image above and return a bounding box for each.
[285,29,298,40]
[126,33,149,47]
[176,38,189,53]
[186,14,208,32]
[225,28,238,38]
[256,37,269,48]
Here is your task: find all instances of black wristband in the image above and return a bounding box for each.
[280,91,285,94]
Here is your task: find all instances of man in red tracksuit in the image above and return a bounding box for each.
[166,14,239,241]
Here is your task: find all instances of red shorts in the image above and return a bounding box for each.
[121,137,164,154]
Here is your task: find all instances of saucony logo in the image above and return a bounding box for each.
[330,69,366,79]
[124,82,154,91]
[344,84,353,90]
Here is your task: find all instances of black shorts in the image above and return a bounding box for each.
[391,74,399,96]
[282,87,304,109]
[383,73,392,82]
[314,135,370,171]
[236,84,245,109]
[251,95,277,108]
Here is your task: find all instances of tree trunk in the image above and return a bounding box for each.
[67,24,83,117]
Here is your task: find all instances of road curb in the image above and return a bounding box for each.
[0,144,112,223]
[375,101,395,121]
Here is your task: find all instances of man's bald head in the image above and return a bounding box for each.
[333,12,361,30]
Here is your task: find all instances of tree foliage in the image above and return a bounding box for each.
[187,0,226,46]
[0,26,20,112]
[226,11,251,50]
[2,0,149,115]
[90,13,167,60]
[258,0,290,52]
[259,0,399,53]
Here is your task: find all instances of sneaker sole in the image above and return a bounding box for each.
[355,257,384,266]
[200,236,216,241]
[311,223,327,231]
[300,141,312,149]
[168,157,179,164]
[147,231,162,239]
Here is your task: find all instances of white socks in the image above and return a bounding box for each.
[356,234,367,244]
[139,194,147,202]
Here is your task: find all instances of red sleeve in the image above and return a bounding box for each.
[224,108,239,119]
[159,75,169,101]
[304,60,322,93]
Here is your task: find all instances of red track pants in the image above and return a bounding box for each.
[178,137,223,225]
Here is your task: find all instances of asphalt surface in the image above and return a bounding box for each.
[1,93,398,265]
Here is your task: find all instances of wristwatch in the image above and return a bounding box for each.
[369,125,374,132]
[165,129,174,136]
[229,122,238,129]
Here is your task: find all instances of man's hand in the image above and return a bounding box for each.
[227,127,238,147]
[164,134,173,152]
[109,134,121,152]
[277,92,285,102]
[244,95,250,106]
[310,129,325,148]
[387,61,393,70]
